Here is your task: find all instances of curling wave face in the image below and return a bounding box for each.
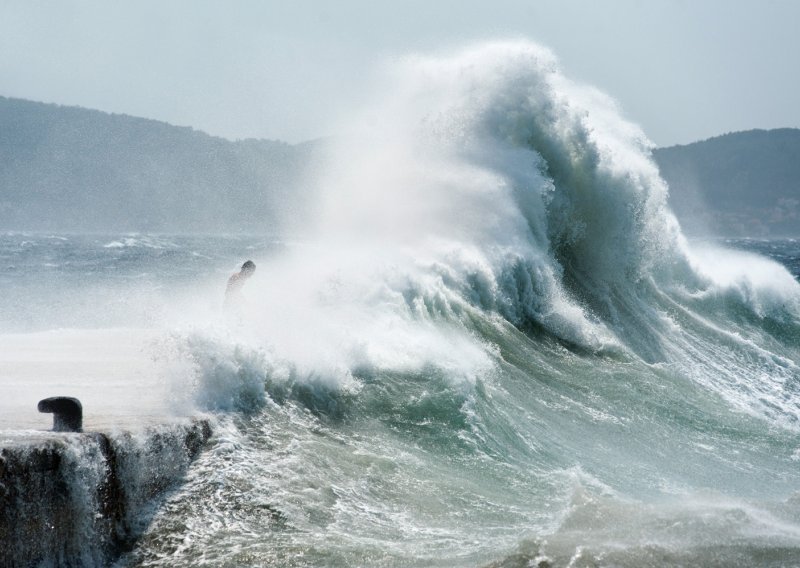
[129,41,800,566]
[183,40,800,425]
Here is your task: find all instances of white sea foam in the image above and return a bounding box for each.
[48,40,799,568]
[158,40,800,427]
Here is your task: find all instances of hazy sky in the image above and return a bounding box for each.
[1,0,798,146]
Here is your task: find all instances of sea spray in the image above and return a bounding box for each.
[198,40,800,428]
[7,40,796,567]
[0,422,212,567]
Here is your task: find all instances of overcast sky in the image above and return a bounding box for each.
[1,0,798,146]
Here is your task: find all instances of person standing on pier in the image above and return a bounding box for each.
[224,260,256,312]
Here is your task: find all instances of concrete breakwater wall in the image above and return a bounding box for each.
[0,418,213,567]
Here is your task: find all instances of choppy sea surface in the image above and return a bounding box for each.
[2,232,798,568]
[3,41,800,567]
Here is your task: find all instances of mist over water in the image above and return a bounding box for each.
[4,40,800,566]
[234,40,800,424]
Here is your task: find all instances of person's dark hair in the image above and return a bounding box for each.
[242,260,256,273]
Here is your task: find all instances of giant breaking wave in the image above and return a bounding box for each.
[189,41,800,427]
[133,41,800,567]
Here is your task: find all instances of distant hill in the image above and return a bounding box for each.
[653,129,800,237]
[2,97,798,237]
[0,96,320,233]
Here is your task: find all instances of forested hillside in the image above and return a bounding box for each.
[2,96,798,237]
[0,97,319,233]
[654,129,800,237]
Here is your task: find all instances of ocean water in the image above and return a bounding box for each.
[2,41,800,567]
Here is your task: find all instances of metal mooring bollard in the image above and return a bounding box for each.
[38,396,83,432]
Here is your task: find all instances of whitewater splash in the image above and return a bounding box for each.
[7,40,800,567]
[116,43,800,567]
[196,40,800,428]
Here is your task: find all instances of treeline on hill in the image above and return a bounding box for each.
[0,96,321,233]
[653,128,800,237]
[1,96,798,237]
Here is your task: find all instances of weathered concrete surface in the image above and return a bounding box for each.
[0,418,212,567]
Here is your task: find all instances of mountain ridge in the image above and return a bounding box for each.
[1,96,798,236]
[0,96,319,233]
[652,127,800,237]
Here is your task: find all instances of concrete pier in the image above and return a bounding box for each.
[0,329,219,565]
[0,418,213,567]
